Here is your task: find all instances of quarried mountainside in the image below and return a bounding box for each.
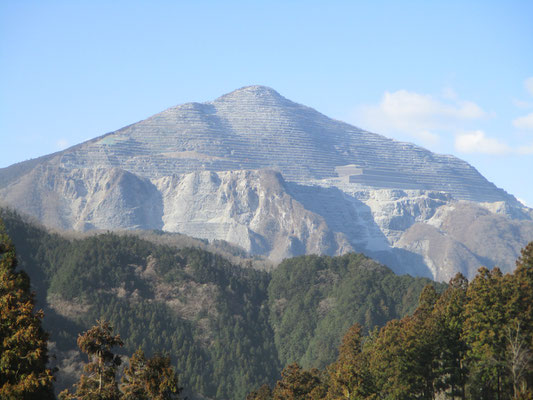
[1,86,531,280]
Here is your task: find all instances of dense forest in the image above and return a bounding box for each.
[1,207,531,399]
[247,244,533,399]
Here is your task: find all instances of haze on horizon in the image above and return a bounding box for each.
[1,1,532,205]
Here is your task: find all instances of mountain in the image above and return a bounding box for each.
[1,86,532,280]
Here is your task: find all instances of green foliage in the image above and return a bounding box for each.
[0,219,55,399]
[61,321,183,400]
[15,208,527,400]
[272,363,326,400]
[326,324,374,399]
[1,208,279,399]
[121,348,182,400]
[249,244,533,400]
[268,253,443,369]
[60,320,124,400]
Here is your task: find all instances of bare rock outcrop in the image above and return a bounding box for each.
[1,86,531,280]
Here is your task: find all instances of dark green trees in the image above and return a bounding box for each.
[60,320,183,400]
[247,242,533,400]
[0,221,54,399]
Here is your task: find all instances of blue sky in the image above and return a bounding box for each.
[1,1,532,205]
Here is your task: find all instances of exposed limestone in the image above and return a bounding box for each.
[0,86,531,280]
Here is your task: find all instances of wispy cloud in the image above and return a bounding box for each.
[513,112,533,131]
[354,89,486,147]
[454,130,510,155]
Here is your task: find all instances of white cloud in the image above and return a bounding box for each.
[513,112,533,131]
[454,130,511,155]
[526,77,533,97]
[56,139,69,150]
[355,89,487,147]
[379,90,485,122]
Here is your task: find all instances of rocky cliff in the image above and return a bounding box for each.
[1,86,531,280]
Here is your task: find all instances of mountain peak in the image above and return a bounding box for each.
[213,85,287,104]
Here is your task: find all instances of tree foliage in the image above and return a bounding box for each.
[249,243,533,400]
[59,319,124,400]
[122,348,182,400]
[0,219,54,399]
[61,321,183,400]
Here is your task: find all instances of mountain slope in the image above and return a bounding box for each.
[1,86,531,280]
[0,86,516,203]
[1,208,436,400]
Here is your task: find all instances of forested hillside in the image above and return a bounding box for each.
[247,244,533,399]
[1,208,445,399]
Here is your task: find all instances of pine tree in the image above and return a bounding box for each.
[326,323,373,399]
[432,273,469,399]
[463,267,508,399]
[0,220,54,399]
[272,363,326,400]
[121,348,182,400]
[505,244,533,398]
[369,285,440,400]
[246,383,273,400]
[59,319,123,400]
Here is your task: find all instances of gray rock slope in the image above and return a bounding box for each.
[1,86,531,281]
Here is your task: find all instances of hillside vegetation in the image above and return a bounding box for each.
[247,243,533,399]
[1,208,452,399]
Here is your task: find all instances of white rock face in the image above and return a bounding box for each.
[1,86,531,280]
[0,165,163,231]
[154,169,352,261]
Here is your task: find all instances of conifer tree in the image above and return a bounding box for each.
[59,319,123,400]
[121,348,182,400]
[433,273,469,399]
[326,323,373,399]
[463,267,510,399]
[272,363,326,400]
[0,220,54,399]
[369,285,440,400]
[506,243,533,398]
[246,384,273,400]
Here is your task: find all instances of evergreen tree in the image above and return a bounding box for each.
[272,363,326,400]
[463,267,509,399]
[121,348,182,400]
[246,384,273,400]
[60,319,123,400]
[0,220,54,399]
[326,323,374,399]
[432,273,469,399]
[369,285,440,400]
[505,244,533,398]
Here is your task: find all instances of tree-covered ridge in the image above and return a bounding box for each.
[0,208,446,399]
[249,244,533,400]
[1,208,279,399]
[268,253,444,369]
